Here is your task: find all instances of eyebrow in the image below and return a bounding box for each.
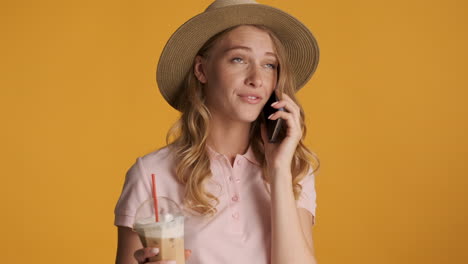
[223,45,277,59]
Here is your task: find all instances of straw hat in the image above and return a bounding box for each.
[156,0,320,110]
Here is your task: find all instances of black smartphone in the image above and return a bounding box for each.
[262,90,285,143]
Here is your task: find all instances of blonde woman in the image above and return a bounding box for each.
[114,1,320,263]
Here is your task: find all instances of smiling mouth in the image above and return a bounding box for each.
[238,95,262,104]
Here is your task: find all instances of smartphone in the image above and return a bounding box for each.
[262,90,285,143]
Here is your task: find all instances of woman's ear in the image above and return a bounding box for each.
[194,55,207,84]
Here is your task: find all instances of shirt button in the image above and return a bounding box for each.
[231,195,239,202]
[237,159,242,165]
[232,212,239,219]
[229,176,234,181]
[235,178,240,183]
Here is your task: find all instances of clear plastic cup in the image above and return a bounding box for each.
[133,196,185,264]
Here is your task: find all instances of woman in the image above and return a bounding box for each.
[115,1,320,263]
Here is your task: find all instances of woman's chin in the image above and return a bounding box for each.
[239,113,261,123]
[225,108,261,123]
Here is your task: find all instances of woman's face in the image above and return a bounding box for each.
[194,25,278,123]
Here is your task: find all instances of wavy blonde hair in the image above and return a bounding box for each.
[165,24,320,217]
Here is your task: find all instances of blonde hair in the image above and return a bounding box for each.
[165,24,320,217]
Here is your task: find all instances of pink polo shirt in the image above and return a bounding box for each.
[114,144,317,264]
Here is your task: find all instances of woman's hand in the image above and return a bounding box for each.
[260,93,302,174]
[134,247,192,264]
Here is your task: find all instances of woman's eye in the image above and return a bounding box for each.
[232,57,244,63]
[266,63,277,69]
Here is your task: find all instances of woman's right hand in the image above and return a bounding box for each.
[134,247,192,264]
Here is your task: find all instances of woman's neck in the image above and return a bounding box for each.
[207,114,252,165]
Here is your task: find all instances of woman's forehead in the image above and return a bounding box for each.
[213,26,277,56]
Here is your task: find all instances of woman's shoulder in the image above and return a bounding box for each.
[136,145,178,177]
[139,145,174,164]
[138,144,184,201]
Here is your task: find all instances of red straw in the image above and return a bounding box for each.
[151,174,159,222]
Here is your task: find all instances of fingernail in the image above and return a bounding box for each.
[271,102,278,106]
[150,248,159,255]
[268,114,274,119]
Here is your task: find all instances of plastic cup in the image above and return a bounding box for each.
[133,196,185,264]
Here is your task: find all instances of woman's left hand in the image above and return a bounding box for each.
[260,93,302,173]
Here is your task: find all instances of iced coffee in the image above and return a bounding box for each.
[133,197,185,264]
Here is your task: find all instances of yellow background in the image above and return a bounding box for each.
[1,0,467,263]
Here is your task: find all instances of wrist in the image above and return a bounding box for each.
[269,167,293,185]
[268,162,291,174]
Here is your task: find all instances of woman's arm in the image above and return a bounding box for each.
[298,207,316,255]
[270,168,317,264]
[115,226,143,264]
[260,93,318,263]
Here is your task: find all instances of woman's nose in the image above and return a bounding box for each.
[245,66,263,88]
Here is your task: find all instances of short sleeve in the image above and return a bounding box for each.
[114,157,151,228]
[296,168,317,225]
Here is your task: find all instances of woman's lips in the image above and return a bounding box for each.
[238,95,262,104]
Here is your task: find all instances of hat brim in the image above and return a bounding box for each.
[156,4,320,110]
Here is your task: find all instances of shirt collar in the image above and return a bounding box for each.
[206,144,261,166]
[243,144,261,166]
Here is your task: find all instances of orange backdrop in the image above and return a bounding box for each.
[1,0,467,263]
